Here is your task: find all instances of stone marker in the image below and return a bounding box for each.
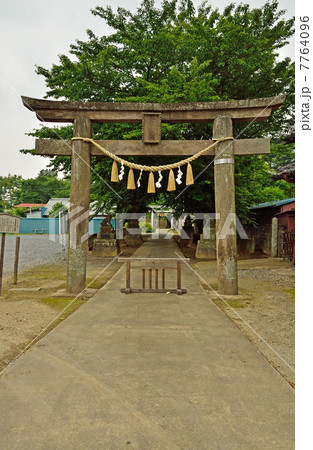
[0,214,20,296]
[125,218,143,245]
[271,217,278,258]
[92,215,118,257]
[195,228,216,260]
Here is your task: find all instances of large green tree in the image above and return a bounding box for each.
[0,170,70,208]
[18,171,70,204]
[27,0,295,219]
[0,174,23,210]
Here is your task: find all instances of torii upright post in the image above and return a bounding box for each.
[213,116,238,295]
[67,117,92,294]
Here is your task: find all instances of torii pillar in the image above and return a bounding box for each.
[67,117,92,293]
[213,116,237,295]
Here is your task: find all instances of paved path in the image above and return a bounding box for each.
[0,238,294,449]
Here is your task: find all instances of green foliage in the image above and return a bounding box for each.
[5,207,27,218]
[265,142,295,170]
[0,171,70,208]
[0,174,23,209]
[234,153,294,220]
[27,0,294,218]
[19,173,70,204]
[139,221,156,232]
[48,201,68,217]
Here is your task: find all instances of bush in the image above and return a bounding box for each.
[139,221,155,233]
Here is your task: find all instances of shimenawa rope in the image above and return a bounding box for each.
[71,136,234,191]
[72,136,233,172]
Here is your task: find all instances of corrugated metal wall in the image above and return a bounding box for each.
[19,218,116,234]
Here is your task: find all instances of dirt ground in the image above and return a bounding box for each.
[0,245,137,374]
[0,239,295,388]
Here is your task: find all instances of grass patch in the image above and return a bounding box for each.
[87,280,105,289]
[21,272,67,281]
[19,264,67,281]
[227,300,246,309]
[85,265,120,290]
[286,288,295,300]
[40,297,84,316]
[201,282,219,291]
[85,277,105,289]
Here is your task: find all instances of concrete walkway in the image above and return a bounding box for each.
[0,237,294,449]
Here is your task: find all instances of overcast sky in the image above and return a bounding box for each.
[0,0,295,179]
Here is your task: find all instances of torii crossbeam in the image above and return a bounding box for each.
[22,95,285,295]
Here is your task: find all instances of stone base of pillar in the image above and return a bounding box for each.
[124,229,143,246]
[92,238,118,257]
[195,240,216,259]
[67,247,87,294]
[196,228,216,259]
[187,231,195,248]
[238,237,255,254]
[178,231,194,245]
[97,232,114,239]
[159,217,168,229]
[117,239,127,248]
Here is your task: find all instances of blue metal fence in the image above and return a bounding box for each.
[19,217,116,234]
[20,218,58,234]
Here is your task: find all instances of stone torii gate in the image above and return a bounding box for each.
[22,95,285,295]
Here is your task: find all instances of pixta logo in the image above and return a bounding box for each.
[115,212,248,240]
[49,203,90,250]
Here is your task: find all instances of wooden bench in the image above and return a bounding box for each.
[118,257,190,294]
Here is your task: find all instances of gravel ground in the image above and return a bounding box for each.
[1,235,66,274]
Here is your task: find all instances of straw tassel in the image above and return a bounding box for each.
[167,169,176,191]
[148,171,155,193]
[127,168,136,189]
[111,160,119,182]
[186,162,194,185]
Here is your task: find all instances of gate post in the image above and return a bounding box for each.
[66,117,92,294]
[271,217,278,257]
[213,115,238,295]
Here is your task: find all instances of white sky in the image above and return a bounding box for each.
[0,0,295,178]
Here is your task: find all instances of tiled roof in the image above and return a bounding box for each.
[250,198,295,210]
[14,203,46,208]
